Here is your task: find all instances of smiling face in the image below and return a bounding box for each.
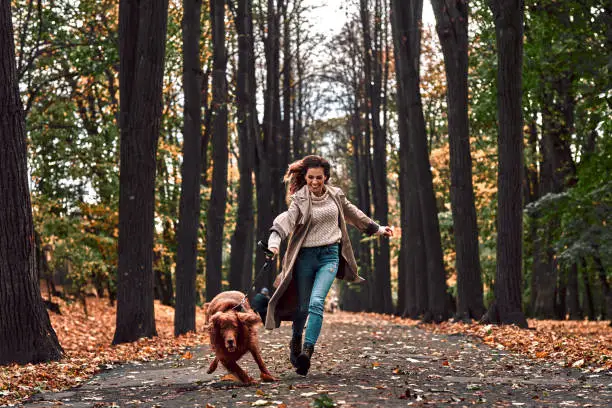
[305,167,327,196]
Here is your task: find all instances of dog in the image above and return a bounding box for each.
[205,290,277,384]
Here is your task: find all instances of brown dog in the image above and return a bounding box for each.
[205,290,277,384]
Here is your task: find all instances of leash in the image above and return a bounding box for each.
[231,240,275,311]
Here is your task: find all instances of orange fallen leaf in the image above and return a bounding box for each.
[220,373,240,382]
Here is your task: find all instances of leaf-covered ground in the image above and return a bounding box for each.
[0,297,209,406]
[1,297,611,406]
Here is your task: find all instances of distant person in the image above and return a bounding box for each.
[252,287,270,323]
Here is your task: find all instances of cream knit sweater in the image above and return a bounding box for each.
[301,190,342,247]
[268,189,387,251]
[268,190,340,249]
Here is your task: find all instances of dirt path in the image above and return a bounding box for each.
[25,312,612,407]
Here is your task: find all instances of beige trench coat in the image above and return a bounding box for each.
[264,184,380,330]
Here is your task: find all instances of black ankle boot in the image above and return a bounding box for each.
[296,343,314,375]
[289,336,302,368]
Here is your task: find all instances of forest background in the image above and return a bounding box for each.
[2,0,611,360]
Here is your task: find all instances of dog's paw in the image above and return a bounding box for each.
[260,372,278,382]
[244,376,258,385]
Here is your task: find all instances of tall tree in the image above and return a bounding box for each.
[482,0,528,328]
[280,0,292,181]
[391,0,424,319]
[359,0,392,314]
[254,0,282,289]
[174,0,203,336]
[0,1,63,364]
[113,0,169,344]
[392,0,449,322]
[292,9,304,161]
[205,0,229,300]
[327,21,373,311]
[430,0,485,320]
[229,0,258,292]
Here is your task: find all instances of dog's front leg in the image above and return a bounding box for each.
[249,347,278,382]
[207,356,219,374]
[224,361,256,384]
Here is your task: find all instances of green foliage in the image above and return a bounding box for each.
[526,138,612,269]
[33,197,118,297]
[13,0,212,302]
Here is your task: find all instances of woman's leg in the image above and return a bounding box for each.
[292,248,317,337]
[303,244,339,347]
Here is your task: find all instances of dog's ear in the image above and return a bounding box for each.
[238,311,262,327]
[210,311,223,327]
[203,302,211,323]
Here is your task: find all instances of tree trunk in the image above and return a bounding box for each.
[431,0,484,321]
[581,258,595,320]
[532,218,556,318]
[281,0,291,176]
[360,96,375,311]
[229,0,257,293]
[556,264,567,319]
[392,0,448,322]
[483,0,528,328]
[174,0,203,336]
[526,118,539,316]
[113,0,169,344]
[566,263,581,320]
[341,42,373,310]
[205,0,229,300]
[0,2,64,364]
[292,15,304,161]
[360,0,392,314]
[391,0,417,318]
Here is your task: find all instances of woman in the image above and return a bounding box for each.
[266,155,393,376]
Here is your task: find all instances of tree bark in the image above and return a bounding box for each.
[205,0,229,300]
[340,25,373,310]
[174,0,203,336]
[391,0,417,318]
[482,0,528,328]
[360,0,392,314]
[431,0,484,321]
[0,2,64,364]
[113,0,169,344]
[392,0,448,322]
[281,0,291,178]
[254,0,282,289]
[229,0,257,293]
[292,14,304,161]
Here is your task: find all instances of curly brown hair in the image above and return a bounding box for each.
[283,155,331,196]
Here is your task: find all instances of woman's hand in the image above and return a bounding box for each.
[379,226,394,237]
[269,247,279,258]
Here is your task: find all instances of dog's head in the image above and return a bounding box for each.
[210,311,261,352]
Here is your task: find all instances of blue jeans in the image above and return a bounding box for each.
[292,244,339,346]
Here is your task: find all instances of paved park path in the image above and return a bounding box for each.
[25,312,612,407]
